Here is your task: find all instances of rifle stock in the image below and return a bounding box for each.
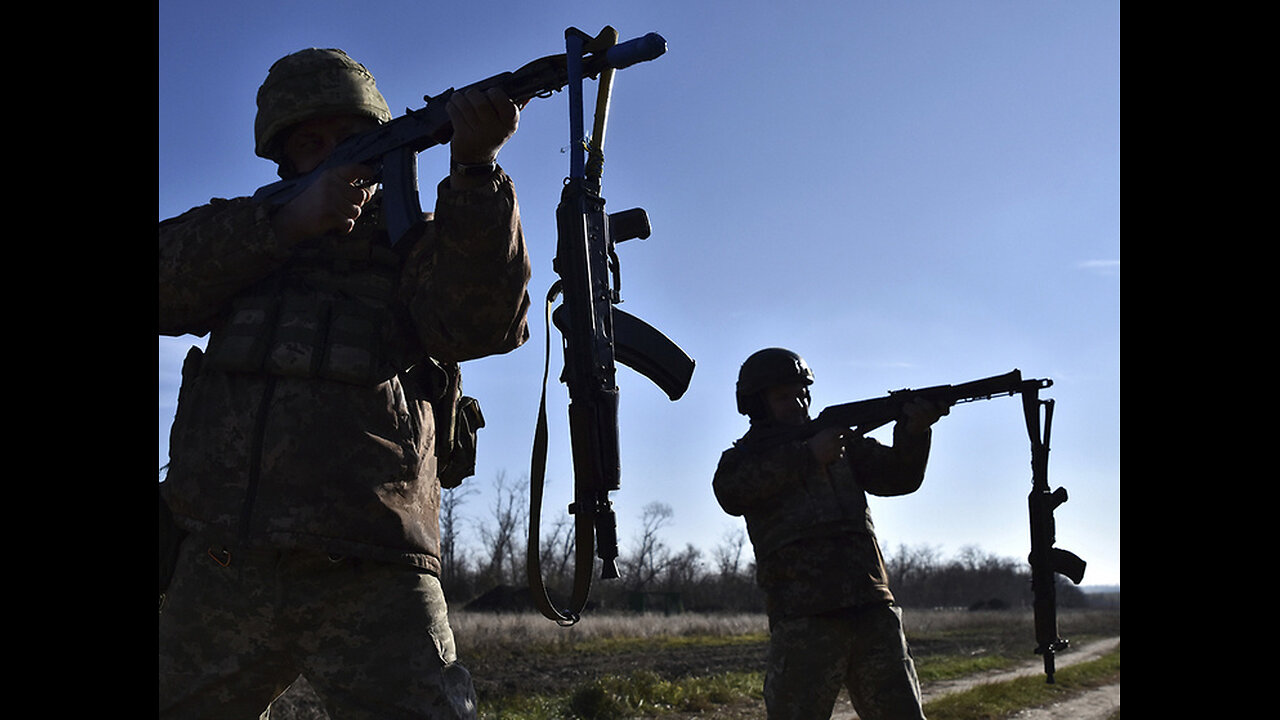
[251,30,668,247]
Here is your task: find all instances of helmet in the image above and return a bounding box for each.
[254,48,393,162]
[735,348,814,417]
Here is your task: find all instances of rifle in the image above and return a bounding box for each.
[526,27,695,625]
[1022,383,1087,683]
[789,369,1052,443]
[251,29,668,248]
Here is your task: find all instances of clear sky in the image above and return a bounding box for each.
[159,1,1120,587]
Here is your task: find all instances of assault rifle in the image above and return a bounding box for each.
[526,27,694,625]
[791,369,1052,443]
[251,29,668,248]
[1022,384,1087,683]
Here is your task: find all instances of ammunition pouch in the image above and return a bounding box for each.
[416,359,485,489]
[440,395,484,488]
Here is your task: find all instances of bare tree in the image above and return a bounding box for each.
[476,470,528,587]
[662,543,705,591]
[538,514,577,588]
[619,501,674,591]
[712,526,749,579]
[884,542,942,589]
[440,483,477,581]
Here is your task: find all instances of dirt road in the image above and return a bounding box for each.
[649,636,1120,720]
[830,637,1121,720]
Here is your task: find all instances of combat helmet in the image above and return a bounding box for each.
[254,48,393,163]
[735,348,814,418]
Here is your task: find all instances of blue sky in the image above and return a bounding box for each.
[159,1,1120,587]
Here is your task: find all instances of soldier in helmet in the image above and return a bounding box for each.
[158,48,530,719]
[713,348,948,720]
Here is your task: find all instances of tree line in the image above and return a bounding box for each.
[440,472,1086,613]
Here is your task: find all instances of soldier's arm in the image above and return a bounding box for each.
[847,427,931,497]
[713,441,814,517]
[398,169,531,362]
[158,198,293,337]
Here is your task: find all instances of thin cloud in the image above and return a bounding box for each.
[1078,259,1119,276]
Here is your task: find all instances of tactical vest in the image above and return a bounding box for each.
[744,457,876,560]
[202,229,413,386]
[198,222,483,486]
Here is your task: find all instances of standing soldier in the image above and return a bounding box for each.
[158,48,531,719]
[713,348,947,720]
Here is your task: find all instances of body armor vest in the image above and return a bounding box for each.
[202,223,416,386]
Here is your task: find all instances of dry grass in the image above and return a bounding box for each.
[450,610,769,651]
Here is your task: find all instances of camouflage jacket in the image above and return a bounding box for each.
[158,169,531,572]
[713,424,931,618]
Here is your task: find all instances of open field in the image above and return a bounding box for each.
[271,607,1120,718]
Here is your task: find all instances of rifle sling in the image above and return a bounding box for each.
[526,285,594,625]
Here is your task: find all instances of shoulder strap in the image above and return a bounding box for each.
[526,285,596,626]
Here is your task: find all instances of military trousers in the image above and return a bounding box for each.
[158,536,476,719]
[764,603,926,720]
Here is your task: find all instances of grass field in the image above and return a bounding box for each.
[270,606,1119,719]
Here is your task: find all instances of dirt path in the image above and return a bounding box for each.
[830,637,1121,720]
[1005,682,1119,720]
[648,636,1120,720]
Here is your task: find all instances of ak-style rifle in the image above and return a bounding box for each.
[1022,382,1087,682]
[251,29,668,247]
[526,27,694,625]
[807,369,1050,440]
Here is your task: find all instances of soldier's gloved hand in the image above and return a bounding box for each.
[900,397,950,435]
[447,86,520,168]
[272,163,376,245]
[806,426,846,466]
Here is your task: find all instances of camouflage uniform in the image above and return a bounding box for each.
[159,538,476,719]
[158,53,531,715]
[713,423,931,720]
